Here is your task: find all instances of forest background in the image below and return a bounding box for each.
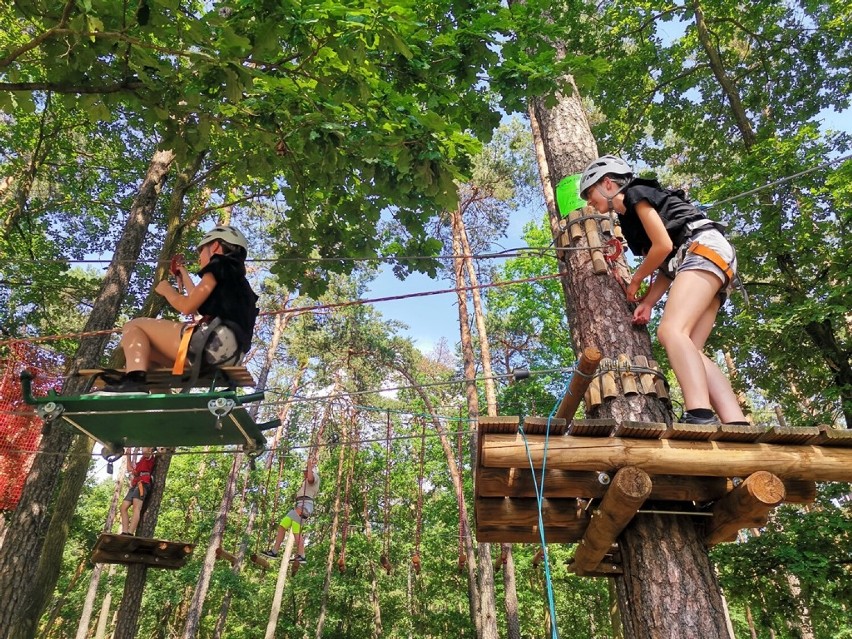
[0,0,850,638]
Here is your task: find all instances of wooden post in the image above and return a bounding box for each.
[568,209,583,241]
[648,360,669,403]
[555,347,602,420]
[572,467,651,573]
[480,434,852,482]
[634,355,657,396]
[618,354,639,395]
[215,546,237,567]
[706,472,785,545]
[584,217,608,274]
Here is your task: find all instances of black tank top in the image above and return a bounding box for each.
[620,178,706,259]
[197,254,259,354]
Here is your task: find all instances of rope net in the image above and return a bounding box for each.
[0,342,64,510]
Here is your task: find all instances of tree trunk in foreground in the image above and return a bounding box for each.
[0,149,175,639]
[528,74,732,636]
[112,450,174,639]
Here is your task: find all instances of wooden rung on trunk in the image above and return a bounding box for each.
[583,217,608,274]
[618,354,639,396]
[648,360,669,404]
[215,546,237,566]
[634,355,657,396]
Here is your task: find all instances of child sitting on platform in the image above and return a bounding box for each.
[120,447,156,535]
[97,225,259,394]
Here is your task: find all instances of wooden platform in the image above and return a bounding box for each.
[77,366,256,390]
[91,533,194,569]
[475,417,852,571]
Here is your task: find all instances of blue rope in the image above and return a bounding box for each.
[519,371,576,639]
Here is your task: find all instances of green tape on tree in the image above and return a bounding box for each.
[556,173,584,215]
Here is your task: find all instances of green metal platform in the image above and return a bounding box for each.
[21,371,272,454]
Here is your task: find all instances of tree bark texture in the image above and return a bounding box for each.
[0,148,174,639]
[112,450,174,639]
[528,76,730,636]
[615,513,731,639]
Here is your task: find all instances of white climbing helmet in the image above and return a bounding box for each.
[198,225,248,251]
[579,155,633,199]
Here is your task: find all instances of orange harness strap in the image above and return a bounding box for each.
[172,324,196,376]
[687,242,734,281]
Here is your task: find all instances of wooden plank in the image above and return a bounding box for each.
[612,421,666,439]
[757,426,821,445]
[568,419,616,437]
[810,426,852,447]
[480,434,852,482]
[475,497,589,529]
[710,423,763,442]
[78,366,256,389]
[90,533,194,569]
[568,559,624,577]
[478,416,520,435]
[475,526,586,544]
[522,416,567,435]
[663,422,720,441]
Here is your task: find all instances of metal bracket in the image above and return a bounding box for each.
[208,397,236,430]
[37,401,64,423]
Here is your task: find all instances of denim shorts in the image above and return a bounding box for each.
[671,228,737,300]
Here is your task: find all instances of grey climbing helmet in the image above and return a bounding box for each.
[198,225,248,251]
[579,155,633,199]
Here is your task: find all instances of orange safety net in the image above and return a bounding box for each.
[0,342,64,511]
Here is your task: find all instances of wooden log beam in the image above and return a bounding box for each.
[215,546,237,566]
[706,471,786,546]
[573,467,652,573]
[475,526,586,544]
[555,347,602,421]
[475,497,588,528]
[480,434,852,482]
[476,468,816,505]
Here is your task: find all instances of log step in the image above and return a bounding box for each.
[478,416,520,434]
[522,416,567,435]
[757,426,821,445]
[613,421,666,439]
[568,418,617,437]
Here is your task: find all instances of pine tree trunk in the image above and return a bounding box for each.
[528,75,732,636]
[0,148,175,639]
[181,452,243,638]
[315,415,349,639]
[112,450,174,639]
[212,363,303,639]
[502,544,521,639]
[75,461,126,639]
[93,566,117,639]
[450,219,498,639]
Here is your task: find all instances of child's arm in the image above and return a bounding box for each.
[632,274,671,325]
[155,272,218,316]
[627,201,673,301]
[126,448,137,473]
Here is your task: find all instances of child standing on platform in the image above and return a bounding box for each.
[580,155,748,426]
[120,447,156,536]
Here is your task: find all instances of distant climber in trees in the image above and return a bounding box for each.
[580,155,748,426]
[262,457,321,564]
[120,447,156,536]
[95,226,259,394]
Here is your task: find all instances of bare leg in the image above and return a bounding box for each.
[658,270,726,412]
[120,318,184,373]
[128,497,144,534]
[295,530,305,556]
[120,500,131,533]
[272,524,287,552]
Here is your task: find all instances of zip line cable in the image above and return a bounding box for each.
[0,271,567,347]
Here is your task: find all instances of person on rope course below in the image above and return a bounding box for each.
[580,155,749,427]
[262,456,321,564]
[119,447,156,535]
[95,225,259,394]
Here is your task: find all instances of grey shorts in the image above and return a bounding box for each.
[671,229,738,300]
[124,483,149,502]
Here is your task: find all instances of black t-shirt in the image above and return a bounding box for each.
[620,178,706,258]
[197,254,259,354]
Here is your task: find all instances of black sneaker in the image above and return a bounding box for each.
[120,531,135,536]
[292,554,306,564]
[89,378,149,395]
[681,411,721,425]
[260,549,278,559]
